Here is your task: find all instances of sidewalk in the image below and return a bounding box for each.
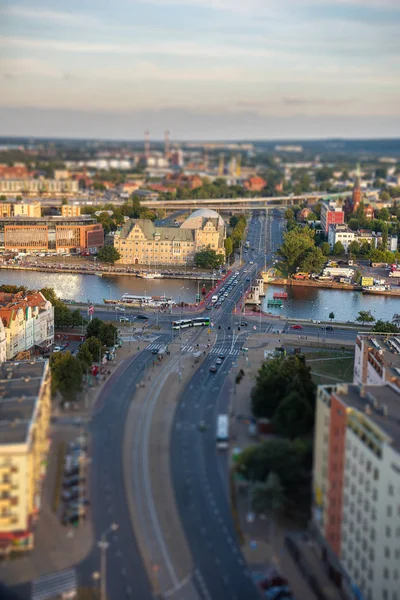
[229,335,342,600]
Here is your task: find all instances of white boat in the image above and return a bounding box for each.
[137,272,163,279]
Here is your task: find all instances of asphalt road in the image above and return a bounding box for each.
[78,350,156,599]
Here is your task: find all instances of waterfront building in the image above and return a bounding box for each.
[0,178,79,197]
[312,382,400,600]
[0,201,41,218]
[61,205,81,217]
[0,216,103,253]
[0,291,54,359]
[320,200,345,233]
[114,209,226,265]
[0,361,51,554]
[328,224,355,251]
[354,334,400,387]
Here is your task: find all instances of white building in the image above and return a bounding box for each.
[0,319,6,364]
[312,382,400,600]
[328,224,355,251]
[354,334,400,387]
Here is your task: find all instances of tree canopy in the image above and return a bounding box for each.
[277,227,316,275]
[372,320,400,334]
[194,248,225,269]
[97,246,121,264]
[356,310,375,325]
[50,352,83,402]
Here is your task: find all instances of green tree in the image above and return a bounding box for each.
[98,322,118,346]
[272,391,314,440]
[130,194,142,217]
[284,208,294,220]
[377,207,390,221]
[381,224,389,250]
[348,240,361,255]
[372,320,400,334]
[329,312,335,321]
[77,343,93,371]
[315,166,333,182]
[356,310,375,325]
[380,191,390,203]
[348,218,360,231]
[332,241,345,255]
[50,352,83,402]
[97,246,121,264]
[251,472,285,514]
[300,247,325,274]
[277,228,315,275]
[224,236,233,257]
[194,248,225,269]
[320,242,331,256]
[84,336,104,362]
[86,318,103,339]
[353,269,362,284]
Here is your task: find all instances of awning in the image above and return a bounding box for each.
[31,568,77,600]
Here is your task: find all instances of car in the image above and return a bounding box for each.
[209,365,217,373]
[63,475,85,488]
[246,277,251,281]
[115,306,125,312]
[61,343,68,350]
[119,317,130,323]
[136,314,149,320]
[325,325,334,331]
[216,358,222,365]
[235,271,239,275]
[151,348,159,354]
[240,321,248,326]
[65,499,90,511]
[264,585,292,600]
[290,324,303,330]
[62,486,86,502]
[250,261,254,265]
[52,346,62,353]
[206,305,212,310]
[218,354,225,359]
[62,509,87,526]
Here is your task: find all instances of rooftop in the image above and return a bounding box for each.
[0,361,48,446]
[117,219,195,242]
[357,334,400,384]
[333,382,400,451]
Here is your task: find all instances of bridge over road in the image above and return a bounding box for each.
[143,192,351,211]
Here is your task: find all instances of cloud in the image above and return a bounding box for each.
[282,97,355,107]
[0,57,59,78]
[0,5,101,26]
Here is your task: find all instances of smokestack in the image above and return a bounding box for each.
[144,130,150,159]
[164,130,170,159]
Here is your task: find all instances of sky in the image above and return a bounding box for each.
[0,0,399,140]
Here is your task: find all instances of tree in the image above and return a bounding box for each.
[86,318,103,339]
[381,224,389,250]
[372,320,400,334]
[40,287,74,328]
[356,310,375,325]
[98,322,118,346]
[97,246,121,264]
[224,236,233,257]
[251,472,285,514]
[50,352,83,402]
[77,343,93,371]
[315,166,333,183]
[277,228,315,275]
[272,391,314,439]
[320,242,331,256]
[194,248,225,269]
[84,336,104,361]
[377,207,390,221]
[380,191,390,203]
[299,247,325,274]
[348,218,360,231]
[284,208,294,220]
[332,241,345,255]
[353,269,362,284]
[348,240,361,255]
[329,312,335,321]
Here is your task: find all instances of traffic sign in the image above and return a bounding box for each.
[88,304,95,316]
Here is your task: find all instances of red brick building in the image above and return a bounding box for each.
[243,176,267,192]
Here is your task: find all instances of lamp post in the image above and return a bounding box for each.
[98,523,119,600]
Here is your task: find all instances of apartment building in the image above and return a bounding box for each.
[0,291,54,360]
[114,209,226,265]
[0,216,104,253]
[321,201,345,233]
[0,202,41,218]
[61,205,81,217]
[0,179,79,197]
[328,224,355,251]
[354,334,400,387]
[312,382,400,600]
[0,361,51,554]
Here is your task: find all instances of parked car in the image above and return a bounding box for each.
[63,475,85,488]
[62,486,86,502]
[65,499,90,510]
[290,325,303,330]
[115,306,125,312]
[62,509,87,526]
[52,346,62,353]
[136,314,149,320]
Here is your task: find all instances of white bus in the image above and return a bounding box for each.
[171,319,192,330]
[216,415,229,450]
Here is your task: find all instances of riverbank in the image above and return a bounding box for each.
[270,277,400,296]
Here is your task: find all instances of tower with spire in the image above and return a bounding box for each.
[352,162,362,212]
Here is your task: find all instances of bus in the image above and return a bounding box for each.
[171,319,192,329]
[216,415,229,450]
[192,317,211,327]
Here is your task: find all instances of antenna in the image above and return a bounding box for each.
[144,130,150,159]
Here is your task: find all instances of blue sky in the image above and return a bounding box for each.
[0,0,399,139]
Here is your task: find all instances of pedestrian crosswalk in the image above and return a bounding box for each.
[210,346,240,356]
[145,341,241,356]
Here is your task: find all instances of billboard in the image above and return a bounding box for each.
[361,277,374,287]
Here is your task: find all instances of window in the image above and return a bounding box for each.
[384,547,390,558]
[388,484,394,496]
[383,568,389,580]
[373,468,379,481]
[387,506,393,517]
[386,527,391,538]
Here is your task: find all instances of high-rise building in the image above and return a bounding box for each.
[0,361,51,554]
[354,334,400,387]
[312,382,400,600]
[320,200,345,233]
[61,205,81,217]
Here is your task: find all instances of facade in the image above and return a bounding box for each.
[0,291,54,359]
[321,201,345,233]
[0,361,51,554]
[0,179,79,196]
[0,320,6,364]
[114,209,226,265]
[243,176,267,192]
[0,216,103,253]
[354,334,400,387]
[328,224,355,251]
[0,202,41,218]
[61,205,81,217]
[312,382,400,600]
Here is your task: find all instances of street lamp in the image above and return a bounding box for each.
[98,523,119,600]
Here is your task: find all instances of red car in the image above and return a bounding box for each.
[290,324,303,330]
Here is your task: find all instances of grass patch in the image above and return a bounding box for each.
[52,441,66,513]
[305,350,354,360]
[309,356,354,385]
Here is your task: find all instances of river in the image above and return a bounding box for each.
[1,270,398,322]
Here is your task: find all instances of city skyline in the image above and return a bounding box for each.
[0,0,399,139]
